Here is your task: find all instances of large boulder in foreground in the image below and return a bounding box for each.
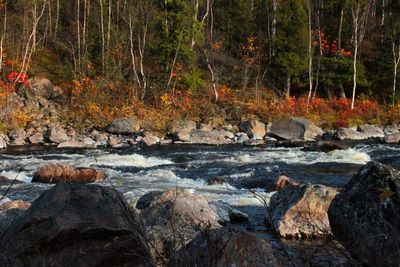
[269,117,323,141]
[328,162,400,266]
[0,184,153,267]
[171,229,278,267]
[106,118,141,135]
[32,163,106,184]
[267,184,338,238]
[239,120,266,140]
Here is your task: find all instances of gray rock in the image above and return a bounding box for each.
[336,127,366,140]
[384,132,400,143]
[329,162,400,266]
[188,129,230,145]
[384,124,399,134]
[235,132,249,143]
[16,77,54,100]
[169,120,196,141]
[105,118,140,135]
[28,132,44,144]
[141,134,160,147]
[47,126,70,143]
[239,120,266,140]
[357,124,384,138]
[198,123,213,131]
[270,117,323,141]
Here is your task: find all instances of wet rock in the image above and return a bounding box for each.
[357,124,384,139]
[28,132,44,144]
[141,134,160,147]
[32,163,106,184]
[207,176,226,185]
[302,141,349,153]
[0,184,153,267]
[239,120,266,140]
[336,127,366,140]
[270,117,323,141]
[0,136,6,149]
[106,118,140,135]
[267,175,302,192]
[188,129,230,145]
[171,229,278,267]
[169,120,196,142]
[328,162,400,266]
[47,126,70,143]
[57,140,88,148]
[384,131,400,143]
[140,188,225,228]
[267,184,338,238]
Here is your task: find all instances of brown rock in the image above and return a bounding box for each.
[267,184,338,238]
[32,164,106,184]
[267,175,302,192]
[0,200,31,212]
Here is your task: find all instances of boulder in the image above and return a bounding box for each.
[384,124,399,134]
[267,175,302,192]
[9,129,27,146]
[140,189,225,228]
[336,127,366,140]
[384,131,400,143]
[47,126,70,143]
[328,162,400,266]
[302,141,349,153]
[171,229,278,267]
[106,118,140,135]
[0,136,6,149]
[32,164,106,184]
[357,124,384,139]
[16,77,54,100]
[269,117,323,141]
[107,136,119,147]
[141,134,160,147]
[28,132,44,144]
[235,132,249,143]
[0,184,153,267]
[169,120,196,141]
[188,129,230,145]
[267,184,338,238]
[198,123,213,132]
[239,120,266,140]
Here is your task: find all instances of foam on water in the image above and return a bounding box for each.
[93,153,173,168]
[219,147,370,165]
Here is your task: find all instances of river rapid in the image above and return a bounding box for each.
[1,142,398,230]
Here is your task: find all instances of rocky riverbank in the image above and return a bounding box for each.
[1,160,399,266]
[2,77,400,151]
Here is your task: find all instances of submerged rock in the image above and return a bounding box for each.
[267,175,302,192]
[302,141,349,153]
[171,229,278,267]
[329,162,400,266]
[239,120,266,140]
[269,117,323,141]
[0,184,153,267]
[32,163,106,184]
[106,118,141,135]
[267,184,338,239]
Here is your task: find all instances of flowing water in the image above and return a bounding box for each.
[1,143,399,228]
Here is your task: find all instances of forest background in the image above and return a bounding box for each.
[0,0,400,133]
